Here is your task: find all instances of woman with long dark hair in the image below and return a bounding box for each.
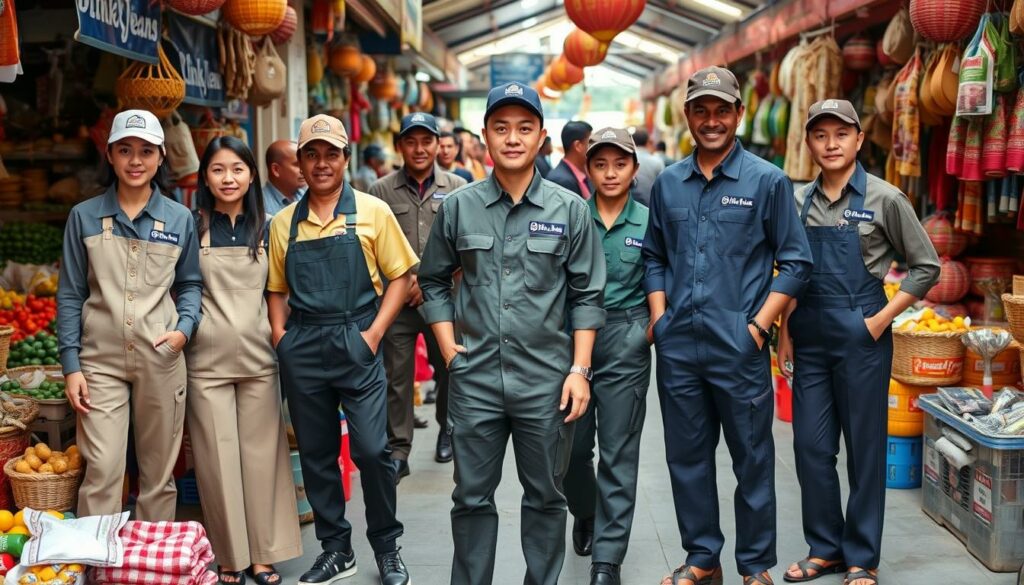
[57,109,202,521]
[185,136,302,585]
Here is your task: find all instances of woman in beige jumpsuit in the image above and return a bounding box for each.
[185,136,301,585]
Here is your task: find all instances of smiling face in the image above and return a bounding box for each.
[805,117,865,173]
[299,140,348,196]
[587,145,638,200]
[438,135,459,168]
[107,137,164,190]
[399,129,439,176]
[685,95,744,155]
[205,147,254,207]
[482,105,546,174]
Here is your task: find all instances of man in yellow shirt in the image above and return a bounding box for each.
[267,114,418,585]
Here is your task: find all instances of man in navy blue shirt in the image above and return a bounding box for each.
[644,66,812,585]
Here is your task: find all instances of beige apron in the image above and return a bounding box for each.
[184,222,301,567]
[78,216,187,521]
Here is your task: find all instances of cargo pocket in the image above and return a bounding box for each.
[524,237,566,291]
[749,387,774,458]
[716,208,755,257]
[627,386,647,433]
[455,234,495,286]
[172,385,187,439]
[552,423,573,482]
[144,245,179,287]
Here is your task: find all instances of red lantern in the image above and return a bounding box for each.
[924,258,970,303]
[311,0,334,43]
[270,6,297,45]
[843,36,876,71]
[922,213,968,257]
[563,28,608,68]
[565,0,646,43]
[549,56,584,87]
[165,0,226,15]
[352,55,377,83]
[223,0,287,36]
[910,0,985,42]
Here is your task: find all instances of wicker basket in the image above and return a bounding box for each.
[1004,294,1024,344]
[0,325,13,375]
[1014,275,1024,296]
[223,0,287,36]
[191,111,227,159]
[909,0,985,42]
[115,46,186,119]
[3,457,82,512]
[892,329,967,385]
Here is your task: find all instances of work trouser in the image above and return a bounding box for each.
[564,307,651,564]
[447,352,573,585]
[186,373,302,568]
[277,309,403,554]
[382,305,449,459]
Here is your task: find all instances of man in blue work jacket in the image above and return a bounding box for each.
[644,66,813,585]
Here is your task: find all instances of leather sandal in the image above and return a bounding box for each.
[783,558,846,583]
[247,566,281,585]
[743,571,775,585]
[218,569,246,585]
[844,569,878,585]
[668,565,724,585]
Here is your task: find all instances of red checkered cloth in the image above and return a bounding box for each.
[90,521,217,585]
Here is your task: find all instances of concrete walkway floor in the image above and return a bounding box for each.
[271,373,1018,585]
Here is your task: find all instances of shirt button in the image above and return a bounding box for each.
[502,337,509,344]
[503,303,510,310]
[506,235,512,242]
[127,293,134,301]
[127,343,134,352]
[126,318,133,326]
[129,270,137,278]
[701,215,707,222]
[130,245,139,253]
[504,268,511,276]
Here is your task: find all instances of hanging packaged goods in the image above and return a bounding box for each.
[782,35,842,182]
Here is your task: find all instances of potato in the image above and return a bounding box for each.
[24,454,42,470]
[24,447,35,458]
[50,459,67,474]
[35,443,52,461]
[65,445,79,458]
[38,463,53,474]
[66,454,81,471]
[14,459,32,474]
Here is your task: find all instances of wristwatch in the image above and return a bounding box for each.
[569,365,593,381]
[748,318,771,341]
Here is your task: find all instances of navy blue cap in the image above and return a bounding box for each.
[399,112,439,137]
[484,82,544,124]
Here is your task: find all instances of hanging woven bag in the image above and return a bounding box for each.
[115,45,186,119]
[883,8,915,65]
[992,13,1017,93]
[893,48,923,177]
[250,38,287,106]
[931,43,961,116]
[1013,0,1024,35]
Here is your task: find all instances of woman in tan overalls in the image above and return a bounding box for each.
[185,136,301,585]
[57,109,203,521]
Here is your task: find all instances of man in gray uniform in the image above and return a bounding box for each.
[418,81,607,585]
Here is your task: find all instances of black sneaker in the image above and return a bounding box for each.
[298,550,357,584]
[591,562,620,585]
[375,549,410,585]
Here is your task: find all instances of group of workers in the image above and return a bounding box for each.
[54,62,940,585]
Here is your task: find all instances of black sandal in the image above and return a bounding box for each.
[247,566,281,585]
[218,569,246,585]
[844,569,878,585]
[668,565,724,585]
[744,571,775,585]
[783,558,846,583]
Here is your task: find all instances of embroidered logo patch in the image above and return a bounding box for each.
[843,208,875,223]
[529,221,565,237]
[311,119,331,133]
[821,99,840,110]
[125,114,146,129]
[505,84,524,96]
[703,72,721,87]
[432,191,447,199]
[412,113,426,122]
[601,130,617,139]
[332,227,347,236]
[721,195,754,207]
[624,236,643,249]
[149,230,179,244]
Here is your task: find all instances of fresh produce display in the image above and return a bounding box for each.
[27,274,57,298]
[0,299,57,345]
[896,308,971,333]
[0,224,62,267]
[0,379,64,401]
[5,333,59,368]
[17,562,85,584]
[10,444,81,476]
[884,282,900,300]
[0,289,25,311]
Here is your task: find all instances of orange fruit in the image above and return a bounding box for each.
[8,525,29,536]
[13,509,26,527]
[0,510,13,532]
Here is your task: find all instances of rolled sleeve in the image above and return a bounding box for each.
[171,214,203,341]
[766,175,812,298]
[566,202,607,331]
[886,196,941,299]
[417,200,458,325]
[374,203,419,280]
[57,207,88,375]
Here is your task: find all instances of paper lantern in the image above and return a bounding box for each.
[563,28,608,68]
[549,57,584,87]
[910,0,985,42]
[270,6,297,45]
[329,43,363,76]
[307,46,323,86]
[165,0,226,15]
[843,36,876,71]
[369,70,398,101]
[223,0,287,36]
[922,213,968,257]
[311,0,334,42]
[924,258,970,303]
[565,0,646,43]
[352,55,377,83]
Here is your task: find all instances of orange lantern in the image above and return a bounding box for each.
[352,55,377,83]
[311,0,334,42]
[563,28,608,68]
[329,43,363,76]
[370,70,399,101]
[549,56,584,87]
[565,0,646,43]
[223,0,287,36]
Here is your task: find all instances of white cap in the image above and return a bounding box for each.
[108,110,165,152]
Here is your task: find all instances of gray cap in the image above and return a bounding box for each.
[805,99,861,131]
[586,127,637,159]
[685,66,741,104]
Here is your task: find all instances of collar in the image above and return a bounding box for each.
[810,161,867,203]
[403,166,436,190]
[264,180,302,203]
[212,209,246,223]
[98,183,168,223]
[684,139,744,182]
[304,182,356,222]
[563,158,587,183]
[587,195,643,229]
[484,169,545,208]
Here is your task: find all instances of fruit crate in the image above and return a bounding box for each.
[920,394,1024,571]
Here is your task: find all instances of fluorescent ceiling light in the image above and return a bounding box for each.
[521,16,538,29]
[692,0,742,18]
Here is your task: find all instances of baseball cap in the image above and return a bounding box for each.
[805,99,862,131]
[484,82,544,124]
[399,112,439,137]
[298,114,349,150]
[586,127,637,159]
[685,66,742,105]
[108,109,165,152]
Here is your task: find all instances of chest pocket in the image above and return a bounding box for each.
[391,203,413,240]
[810,233,849,275]
[524,237,566,291]
[716,208,755,256]
[666,208,689,252]
[617,249,643,285]
[144,243,180,288]
[456,234,494,286]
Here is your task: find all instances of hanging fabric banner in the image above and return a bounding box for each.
[165,12,225,107]
[75,0,161,63]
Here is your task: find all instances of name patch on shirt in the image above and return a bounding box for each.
[624,236,643,249]
[721,196,754,207]
[432,191,447,199]
[149,230,180,244]
[843,208,875,223]
[529,221,565,237]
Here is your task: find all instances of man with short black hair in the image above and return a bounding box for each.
[438,131,475,183]
[536,136,554,178]
[353,145,387,192]
[547,121,594,198]
[263,140,306,215]
[630,129,664,206]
